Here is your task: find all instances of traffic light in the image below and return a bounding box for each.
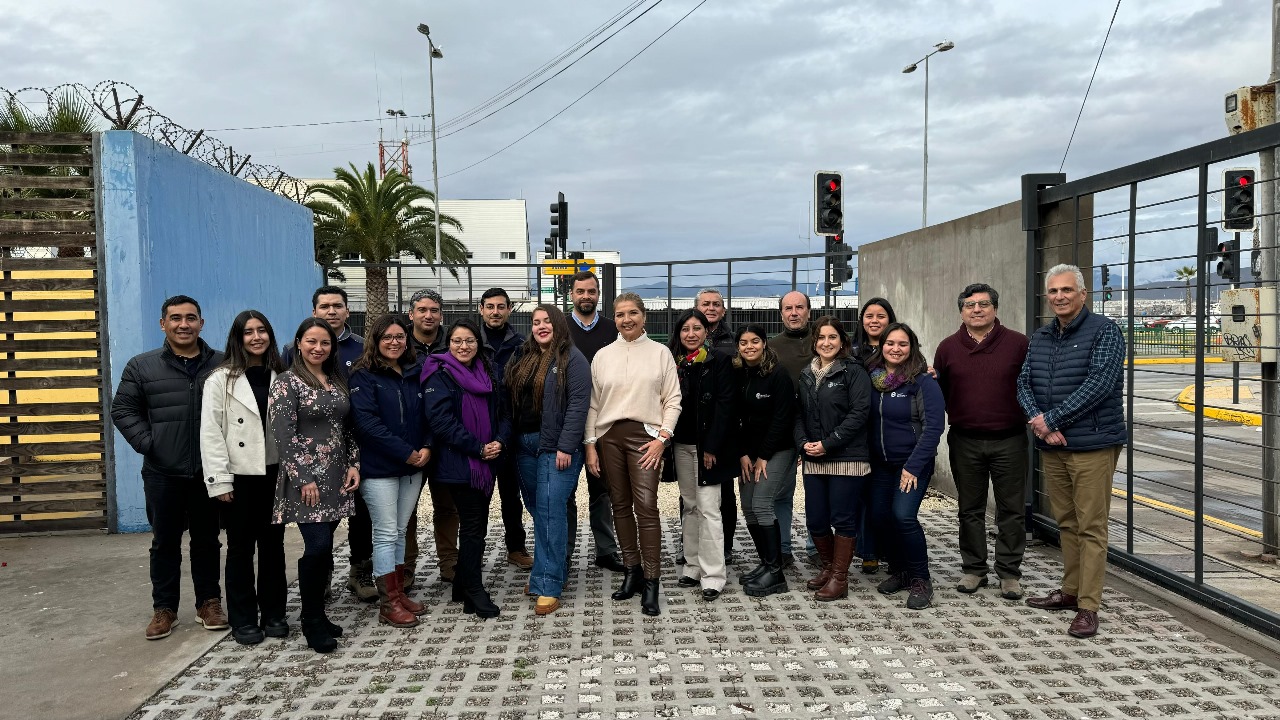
[543,236,556,259]
[1223,168,1256,231]
[814,171,843,236]
[1216,235,1241,283]
[827,233,853,286]
[1100,264,1110,288]
[1104,287,1113,301]
[549,191,568,251]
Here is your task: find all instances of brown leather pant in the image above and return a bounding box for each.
[599,420,662,579]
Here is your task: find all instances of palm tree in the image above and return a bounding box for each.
[1174,266,1196,316]
[307,163,466,317]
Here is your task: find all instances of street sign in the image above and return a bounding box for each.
[543,258,597,276]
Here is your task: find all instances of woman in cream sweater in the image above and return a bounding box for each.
[584,292,682,616]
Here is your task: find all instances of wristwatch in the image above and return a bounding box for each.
[658,432,671,445]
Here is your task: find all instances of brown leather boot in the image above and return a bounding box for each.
[816,534,854,601]
[396,564,427,616]
[806,534,836,591]
[375,573,419,628]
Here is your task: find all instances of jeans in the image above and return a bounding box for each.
[142,470,222,611]
[516,433,584,597]
[222,469,286,629]
[740,451,794,526]
[359,472,424,577]
[856,501,878,562]
[868,461,932,581]
[802,472,866,538]
[446,483,492,593]
[949,431,1029,580]
[674,443,726,591]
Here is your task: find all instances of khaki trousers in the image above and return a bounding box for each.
[599,420,663,579]
[674,442,726,591]
[1041,446,1120,612]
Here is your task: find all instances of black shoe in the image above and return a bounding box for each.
[739,563,767,584]
[724,551,736,565]
[320,613,343,638]
[262,617,290,638]
[677,576,698,588]
[877,571,908,595]
[676,555,687,565]
[641,578,661,616]
[300,617,337,654]
[232,624,264,645]
[780,553,795,569]
[611,564,644,601]
[461,586,500,619]
[594,553,627,573]
[701,588,721,602]
[906,578,934,610]
[742,522,788,598]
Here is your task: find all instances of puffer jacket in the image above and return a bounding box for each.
[794,358,872,463]
[869,372,945,478]
[350,356,430,479]
[421,360,512,486]
[111,339,224,476]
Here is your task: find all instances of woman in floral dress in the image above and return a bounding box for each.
[270,318,360,653]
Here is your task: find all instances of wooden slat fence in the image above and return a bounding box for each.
[0,131,107,533]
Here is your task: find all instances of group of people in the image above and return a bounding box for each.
[110,262,1125,653]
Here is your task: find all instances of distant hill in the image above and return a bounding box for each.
[622,278,854,298]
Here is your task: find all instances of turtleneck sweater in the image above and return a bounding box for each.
[769,325,813,385]
[584,332,682,443]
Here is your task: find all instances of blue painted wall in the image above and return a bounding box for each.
[100,131,317,532]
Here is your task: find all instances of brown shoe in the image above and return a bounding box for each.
[806,534,835,591]
[375,573,420,628]
[1068,609,1099,638]
[145,609,178,640]
[1025,589,1079,611]
[816,534,854,602]
[395,564,427,616]
[507,550,534,570]
[195,598,229,630]
[534,596,561,616]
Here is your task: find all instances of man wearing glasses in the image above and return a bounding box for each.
[933,283,1030,602]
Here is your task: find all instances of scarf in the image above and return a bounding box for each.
[679,347,708,368]
[810,357,837,386]
[422,352,496,494]
[868,364,909,393]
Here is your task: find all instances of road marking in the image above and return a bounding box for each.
[1111,487,1262,539]
[1175,382,1261,426]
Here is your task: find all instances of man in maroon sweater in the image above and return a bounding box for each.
[933,283,1030,601]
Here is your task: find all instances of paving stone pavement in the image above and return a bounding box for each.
[129,495,1280,720]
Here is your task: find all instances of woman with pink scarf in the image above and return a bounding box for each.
[421,318,510,619]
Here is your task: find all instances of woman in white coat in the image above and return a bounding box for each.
[200,310,287,645]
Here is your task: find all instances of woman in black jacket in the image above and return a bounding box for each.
[350,314,430,629]
[421,319,511,619]
[850,296,897,575]
[733,324,797,598]
[666,309,736,601]
[794,316,872,601]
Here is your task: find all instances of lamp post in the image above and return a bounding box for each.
[902,40,954,229]
[417,23,445,295]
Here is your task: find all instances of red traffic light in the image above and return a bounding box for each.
[1238,176,1251,186]
[826,179,840,192]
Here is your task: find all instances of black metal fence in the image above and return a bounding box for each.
[1023,123,1280,638]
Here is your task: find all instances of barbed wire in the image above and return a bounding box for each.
[0,81,308,203]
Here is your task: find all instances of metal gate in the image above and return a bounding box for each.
[1022,123,1280,637]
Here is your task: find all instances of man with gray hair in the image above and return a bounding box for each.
[696,289,735,352]
[1016,263,1126,639]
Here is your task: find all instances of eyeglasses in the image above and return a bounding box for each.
[381,334,407,343]
[450,338,478,347]
[962,300,994,309]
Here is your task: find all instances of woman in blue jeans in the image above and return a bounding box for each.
[867,322,945,610]
[350,314,431,629]
[505,305,591,616]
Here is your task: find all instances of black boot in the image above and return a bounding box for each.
[743,522,788,597]
[641,578,661,616]
[738,524,767,584]
[298,557,337,653]
[454,559,499,618]
[320,555,343,637]
[611,564,644,601]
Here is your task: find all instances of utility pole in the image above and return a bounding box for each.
[1263,0,1280,554]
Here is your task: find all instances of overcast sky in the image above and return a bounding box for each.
[3,0,1271,285]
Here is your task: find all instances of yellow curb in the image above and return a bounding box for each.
[1175,382,1262,426]
[1127,357,1225,365]
[1111,487,1263,539]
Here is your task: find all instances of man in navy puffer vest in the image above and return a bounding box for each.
[1016,264,1126,640]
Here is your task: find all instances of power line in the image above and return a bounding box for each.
[207,115,427,132]
[438,0,709,180]
[435,0,666,137]
[1059,0,1123,173]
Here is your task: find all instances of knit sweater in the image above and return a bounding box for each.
[932,319,1029,436]
[770,326,813,384]
[569,313,619,362]
[585,333,682,443]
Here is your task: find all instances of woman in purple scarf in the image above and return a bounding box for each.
[421,318,511,619]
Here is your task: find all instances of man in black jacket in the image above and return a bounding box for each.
[111,295,227,641]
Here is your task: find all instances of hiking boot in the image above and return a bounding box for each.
[507,550,534,570]
[877,571,909,595]
[346,560,378,602]
[196,598,229,630]
[906,578,934,610]
[1000,578,1024,600]
[145,609,178,640]
[955,574,988,594]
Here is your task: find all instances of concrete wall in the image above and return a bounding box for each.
[98,131,317,532]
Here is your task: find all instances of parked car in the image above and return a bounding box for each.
[1142,318,1171,328]
[1165,316,1220,331]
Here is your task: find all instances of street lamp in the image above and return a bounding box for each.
[902,40,954,229]
[417,23,445,295]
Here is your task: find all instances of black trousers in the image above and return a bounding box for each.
[446,483,492,592]
[142,470,222,612]
[495,457,527,552]
[567,467,620,560]
[950,430,1029,579]
[223,468,287,628]
[347,490,373,564]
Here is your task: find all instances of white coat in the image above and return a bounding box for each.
[200,366,279,497]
